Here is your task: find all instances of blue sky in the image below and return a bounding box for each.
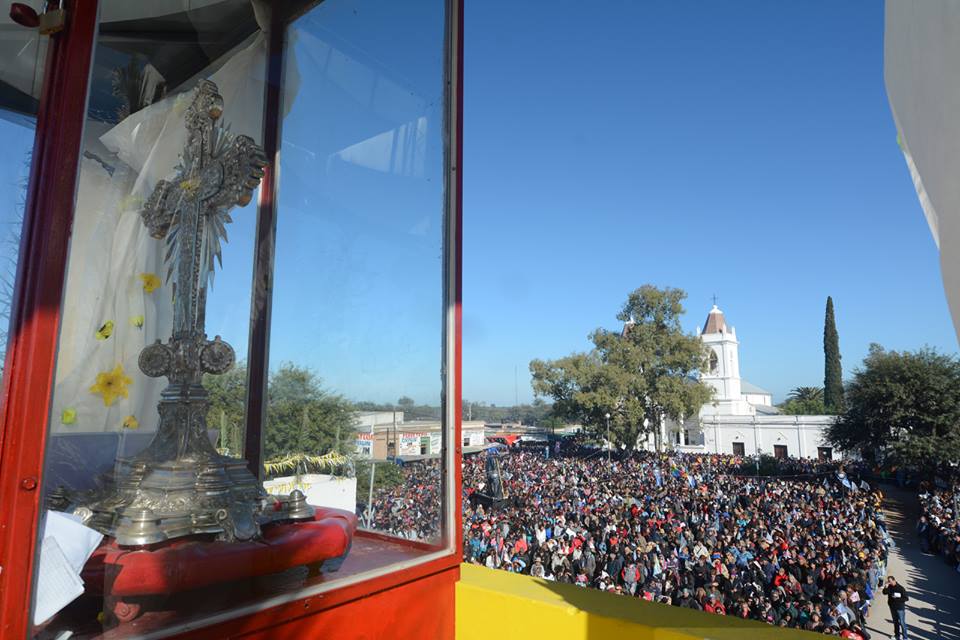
[463,0,958,405]
[0,0,957,409]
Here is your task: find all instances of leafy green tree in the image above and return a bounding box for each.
[823,296,844,414]
[788,386,824,403]
[266,363,356,459]
[827,344,960,466]
[779,386,826,415]
[531,285,712,451]
[204,365,247,456]
[205,363,356,461]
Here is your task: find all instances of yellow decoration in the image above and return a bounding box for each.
[95,320,114,340]
[122,415,139,430]
[172,93,190,116]
[130,315,145,329]
[89,364,132,407]
[139,273,161,293]
[61,408,77,425]
[179,177,200,196]
[118,194,143,212]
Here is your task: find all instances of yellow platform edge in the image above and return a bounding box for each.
[456,564,820,640]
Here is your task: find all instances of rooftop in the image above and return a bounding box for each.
[701,305,727,334]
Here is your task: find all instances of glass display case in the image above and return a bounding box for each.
[0,0,462,638]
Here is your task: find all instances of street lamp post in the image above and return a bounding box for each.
[605,413,611,463]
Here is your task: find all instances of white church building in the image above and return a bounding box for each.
[648,305,839,461]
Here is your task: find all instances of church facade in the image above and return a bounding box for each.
[650,305,839,460]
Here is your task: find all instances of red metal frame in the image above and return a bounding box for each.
[0,0,99,636]
[0,0,463,636]
[453,0,465,565]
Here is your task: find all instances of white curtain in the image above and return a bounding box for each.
[50,30,297,435]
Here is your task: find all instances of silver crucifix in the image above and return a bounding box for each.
[67,81,312,546]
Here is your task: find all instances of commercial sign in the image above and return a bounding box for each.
[356,432,373,457]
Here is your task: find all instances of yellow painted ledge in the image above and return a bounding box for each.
[457,564,820,640]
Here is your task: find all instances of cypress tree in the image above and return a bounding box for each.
[823,296,844,413]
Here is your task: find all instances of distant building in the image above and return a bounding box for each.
[642,305,839,460]
[355,410,485,459]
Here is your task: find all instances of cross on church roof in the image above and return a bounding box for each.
[712,294,719,307]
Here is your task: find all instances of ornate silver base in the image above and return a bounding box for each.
[70,455,312,547]
[57,335,313,547]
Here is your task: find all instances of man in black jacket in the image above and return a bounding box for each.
[881,576,909,640]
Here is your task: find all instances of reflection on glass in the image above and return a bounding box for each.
[33,4,274,636]
[272,1,446,544]
[26,0,449,637]
[0,15,47,387]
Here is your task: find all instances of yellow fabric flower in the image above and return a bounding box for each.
[139,273,161,293]
[118,193,143,212]
[179,177,200,196]
[95,320,114,340]
[172,92,190,116]
[61,408,77,425]
[130,315,144,329]
[89,364,132,407]
[122,415,139,430]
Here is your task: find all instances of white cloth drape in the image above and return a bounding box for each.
[50,30,295,434]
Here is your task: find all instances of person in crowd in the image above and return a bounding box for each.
[881,575,909,640]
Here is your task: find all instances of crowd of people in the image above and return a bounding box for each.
[461,444,889,637]
[362,460,442,540]
[917,484,960,572]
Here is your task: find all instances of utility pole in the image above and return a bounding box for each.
[605,413,611,463]
[514,365,519,423]
[219,410,227,453]
[366,461,376,528]
[392,409,398,459]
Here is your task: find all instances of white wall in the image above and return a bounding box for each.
[263,473,358,512]
[693,415,840,460]
[742,392,772,407]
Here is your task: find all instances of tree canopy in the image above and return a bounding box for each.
[205,362,357,462]
[530,285,712,450]
[779,386,826,415]
[823,296,844,414]
[826,344,960,466]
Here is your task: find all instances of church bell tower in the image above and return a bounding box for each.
[698,305,754,416]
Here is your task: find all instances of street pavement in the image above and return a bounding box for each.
[865,486,960,640]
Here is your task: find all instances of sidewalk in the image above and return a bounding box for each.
[865,486,960,640]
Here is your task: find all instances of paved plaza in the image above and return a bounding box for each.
[865,487,960,640]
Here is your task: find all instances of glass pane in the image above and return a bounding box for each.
[270,0,447,546]
[33,3,264,637]
[0,15,48,388]
[29,0,451,637]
